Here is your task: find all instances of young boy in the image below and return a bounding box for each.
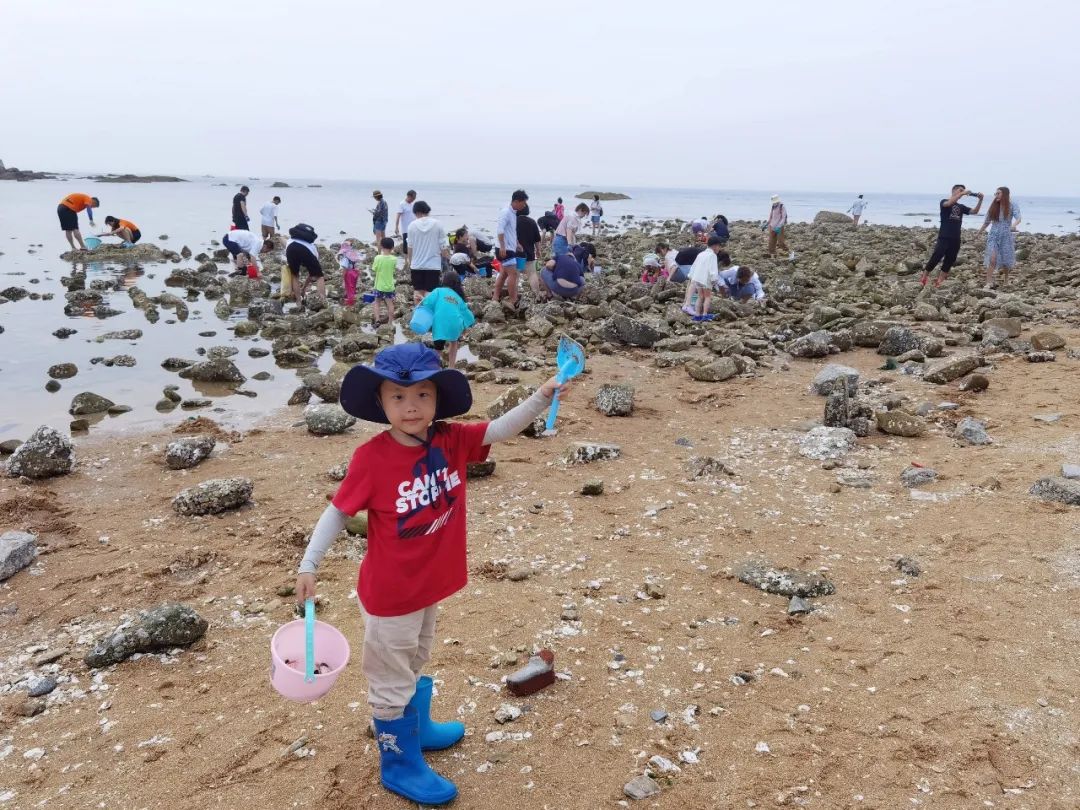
[372,236,398,325]
[294,343,570,805]
[685,235,723,319]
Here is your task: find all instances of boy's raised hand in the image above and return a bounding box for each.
[295,572,317,606]
[540,375,573,399]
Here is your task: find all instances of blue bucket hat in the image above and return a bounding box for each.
[339,343,472,424]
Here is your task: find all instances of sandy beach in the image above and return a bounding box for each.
[2,335,1079,808]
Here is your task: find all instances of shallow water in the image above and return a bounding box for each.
[1,176,1078,443]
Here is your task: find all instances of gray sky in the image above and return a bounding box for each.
[2,1,1077,195]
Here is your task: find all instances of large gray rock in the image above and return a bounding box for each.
[813,210,853,225]
[178,358,246,385]
[799,426,856,460]
[624,775,661,800]
[1030,331,1065,351]
[923,355,980,384]
[810,364,859,396]
[0,532,37,581]
[736,561,836,597]
[173,477,253,516]
[1029,477,1080,506]
[84,603,208,668]
[48,363,78,380]
[301,372,342,403]
[955,417,991,446]
[70,392,115,415]
[595,383,635,416]
[305,404,356,436]
[686,357,738,382]
[875,410,927,438]
[852,321,892,348]
[982,317,1022,338]
[602,314,666,348]
[877,326,920,356]
[6,426,75,479]
[901,467,937,488]
[487,384,545,437]
[165,436,216,470]
[786,330,832,359]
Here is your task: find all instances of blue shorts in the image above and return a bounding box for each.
[516,257,526,270]
[372,219,387,234]
[552,235,570,257]
[670,265,691,283]
[374,289,395,299]
[591,216,601,224]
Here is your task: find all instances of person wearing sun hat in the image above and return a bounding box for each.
[293,342,573,805]
[764,194,794,260]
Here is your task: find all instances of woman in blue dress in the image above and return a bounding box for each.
[978,186,1021,288]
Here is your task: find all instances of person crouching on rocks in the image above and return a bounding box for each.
[293,342,573,806]
[541,251,586,300]
[284,223,323,304]
[101,216,141,245]
[222,228,269,278]
[717,260,766,303]
[640,253,667,284]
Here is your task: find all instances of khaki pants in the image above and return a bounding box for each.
[360,604,438,720]
[767,226,788,255]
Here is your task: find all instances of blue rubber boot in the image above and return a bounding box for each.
[373,708,457,805]
[407,675,466,751]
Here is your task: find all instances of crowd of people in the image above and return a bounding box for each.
[52,182,1025,345]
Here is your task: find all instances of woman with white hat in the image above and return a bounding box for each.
[764,195,793,259]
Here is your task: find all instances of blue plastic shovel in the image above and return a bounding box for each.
[304,597,316,683]
[545,336,586,433]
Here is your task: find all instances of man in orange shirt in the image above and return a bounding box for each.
[57,193,100,250]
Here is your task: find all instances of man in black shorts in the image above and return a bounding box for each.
[405,200,448,305]
[920,184,983,288]
[285,224,324,304]
[232,185,250,230]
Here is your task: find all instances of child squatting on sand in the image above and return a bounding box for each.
[293,342,572,805]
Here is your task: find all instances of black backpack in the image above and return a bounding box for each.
[288,223,317,243]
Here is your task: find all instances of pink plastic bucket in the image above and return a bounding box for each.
[270,618,350,703]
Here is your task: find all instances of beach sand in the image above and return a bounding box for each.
[2,339,1078,808]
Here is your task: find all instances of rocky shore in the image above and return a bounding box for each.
[89,174,187,183]
[2,216,1080,440]
[0,158,54,181]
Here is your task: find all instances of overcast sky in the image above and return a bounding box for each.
[2,1,1077,195]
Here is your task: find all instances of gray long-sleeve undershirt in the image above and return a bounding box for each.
[297,388,553,575]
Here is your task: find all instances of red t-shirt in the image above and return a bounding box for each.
[333,421,490,617]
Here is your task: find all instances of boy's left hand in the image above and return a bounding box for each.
[540,375,573,399]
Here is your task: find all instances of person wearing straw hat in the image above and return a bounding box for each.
[293,342,574,805]
[764,194,794,260]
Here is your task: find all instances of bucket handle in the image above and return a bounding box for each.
[304,598,316,683]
